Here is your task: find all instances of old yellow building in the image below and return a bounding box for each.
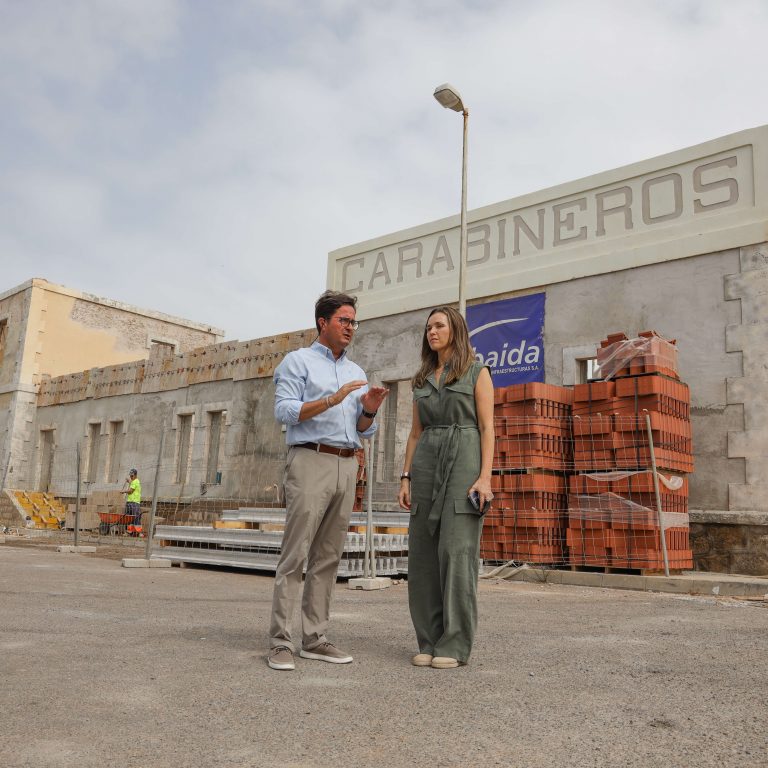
[0,278,223,490]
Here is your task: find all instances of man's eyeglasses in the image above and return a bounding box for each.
[335,317,359,330]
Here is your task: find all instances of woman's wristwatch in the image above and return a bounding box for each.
[362,409,378,419]
[400,471,411,481]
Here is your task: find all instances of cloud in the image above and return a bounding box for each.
[1,0,767,339]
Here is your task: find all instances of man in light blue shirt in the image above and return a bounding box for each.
[268,290,388,671]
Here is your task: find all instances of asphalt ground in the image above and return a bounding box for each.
[2,541,767,768]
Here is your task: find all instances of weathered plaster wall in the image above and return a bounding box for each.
[0,286,31,389]
[30,376,285,503]
[12,245,768,571]
[24,322,318,493]
[0,277,226,491]
[3,391,38,489]
[21,246,756,518]
[545,249,745,512]
[354,249,746,513]
[725,242,768,512]
[0,392,13,485]
[32,286,221,382]
[0,285,34,487]
[348,307,424,487]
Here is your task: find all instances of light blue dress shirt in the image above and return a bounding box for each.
[274,341,377,449]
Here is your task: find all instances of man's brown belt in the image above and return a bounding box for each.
[295,442,356,458]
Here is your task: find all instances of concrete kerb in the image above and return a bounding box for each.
[492,566,768,598]
[347,576,393,590]
[56,545,97,553]
[121,557,173,568]
[15,536,762,597]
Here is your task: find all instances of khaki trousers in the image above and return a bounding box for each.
[269,446,358,652]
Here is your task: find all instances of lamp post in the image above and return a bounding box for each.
[433,83,469,318]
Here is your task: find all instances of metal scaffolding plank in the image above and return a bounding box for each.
[153,525,407,554]
[155,525,283,548]
[219,508,411,528]
[153,546,402,576]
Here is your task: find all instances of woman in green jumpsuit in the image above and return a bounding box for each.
[398,307,495,669]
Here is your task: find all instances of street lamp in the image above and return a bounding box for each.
[433,83,469,317]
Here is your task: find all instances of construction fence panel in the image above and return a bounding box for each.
[3,377,695,575]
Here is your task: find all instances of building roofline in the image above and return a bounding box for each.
[329,122,768,258]
[1,278,225,337]
[0,278,35,303]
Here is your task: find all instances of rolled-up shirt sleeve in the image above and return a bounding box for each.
[274,355,305,426]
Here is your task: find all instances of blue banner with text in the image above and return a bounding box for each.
[467,293,545,386]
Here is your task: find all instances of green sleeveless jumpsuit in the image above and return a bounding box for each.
[408,361,487,663]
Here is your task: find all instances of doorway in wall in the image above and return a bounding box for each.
[39,430,54,492]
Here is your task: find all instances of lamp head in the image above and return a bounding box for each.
[433,83,465,112]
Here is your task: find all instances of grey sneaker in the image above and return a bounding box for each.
[299,642,353,664]
[268,646,295,670]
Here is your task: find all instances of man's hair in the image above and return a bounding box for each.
[314,290,357,333]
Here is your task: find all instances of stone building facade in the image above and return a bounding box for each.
[7,126,768,574]
[327,125,768,574]
[0,278,223,490]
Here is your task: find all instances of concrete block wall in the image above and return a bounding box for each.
[4,390,38,489]
[356,251,746,514]
[0,490,22,527]
[691,511,768,574]
[27,329,314,505]
[725,242,768,511]
[37,329,317,404]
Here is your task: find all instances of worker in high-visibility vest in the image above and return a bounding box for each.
[121,468,142,529]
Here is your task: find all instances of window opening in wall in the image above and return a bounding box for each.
[0,319,8,366]
[39,430,54,492]
[381,382,398,482]
[176,414,192,484]
[577,357,600,384]
[151,340,176,360]
[206,411,225,484]
[86,423,101,483]
[378,378,413,484]
[107,421,124,484]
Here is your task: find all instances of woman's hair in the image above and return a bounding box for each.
[314,290,358,333]
[412,306,476,389]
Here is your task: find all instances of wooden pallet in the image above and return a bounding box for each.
[212,520,284,531]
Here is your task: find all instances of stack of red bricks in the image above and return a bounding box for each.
[596,330,679,380]
[494,383,573,471]
[482,383,572,563]
[567,330,694,570]
[572,378,693,473]
[567,474,692,569]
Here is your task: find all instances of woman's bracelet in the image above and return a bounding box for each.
[325,395,333,409]
[400,471,411,481]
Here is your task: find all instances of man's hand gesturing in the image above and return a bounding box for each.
[360,386,389,414]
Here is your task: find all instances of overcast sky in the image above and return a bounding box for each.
[2,0,767,339]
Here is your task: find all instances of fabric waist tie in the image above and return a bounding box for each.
[424,424,479,535]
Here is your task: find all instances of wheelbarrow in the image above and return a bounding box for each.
[97,509,134,536]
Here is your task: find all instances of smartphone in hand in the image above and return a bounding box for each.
[468,490,491,516]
